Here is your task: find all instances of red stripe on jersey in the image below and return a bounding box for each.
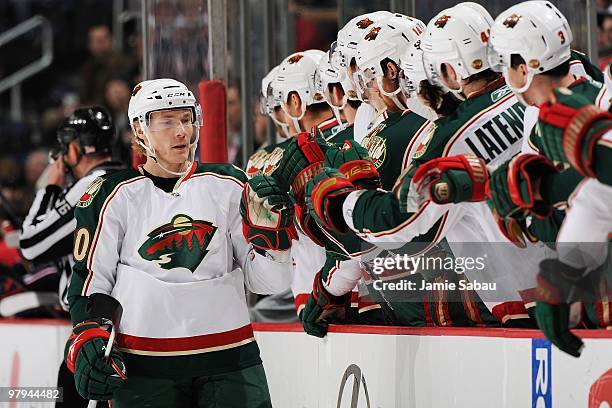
[116,324,254,352]
[294,293,310,312]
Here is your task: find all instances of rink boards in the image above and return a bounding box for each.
[0,319,611,407]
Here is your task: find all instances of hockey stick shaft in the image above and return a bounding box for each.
[86,327,116,408]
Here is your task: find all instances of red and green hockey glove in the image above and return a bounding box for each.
[535,258,595,357]
[65,319,127,400]
[325,140,381,188]
[486,154,558,220]
[274,131,327,202]
[307,168,357,233]
[412,155,488,204]
[240,174,297,251]
[299,271,351,338]
[538,88,612,178]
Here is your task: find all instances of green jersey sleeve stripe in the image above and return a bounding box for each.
[82,176,146,295]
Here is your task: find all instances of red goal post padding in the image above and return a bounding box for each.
[199,80,228,163]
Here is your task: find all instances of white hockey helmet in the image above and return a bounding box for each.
[259,65,292,138]
[260,66,279,116]
[353,14,426,110]
[486,1,572,94]
[128,78,202,175]
[274,50,327,132]
[330,11,394,72]
[314,53,358,126]
[421,2,494,96]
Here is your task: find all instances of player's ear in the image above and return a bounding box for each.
[289,91,302,116]
[442,63,457,82]
[65,141,81,164]
[331,84,343,106]
[386,61,399,80]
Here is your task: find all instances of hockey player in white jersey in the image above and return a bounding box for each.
[412,1,611,353]
[64,78,295,407]
[309,2,556,326]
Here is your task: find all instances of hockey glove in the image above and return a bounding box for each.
[299,271,350,338]
[412,155,488,205]
[307,168,357,233]
[65,319,127,400]
[538,88,612,178]
[325,140,381,189]
[274,131,327,202]
[240,174,297,251]
[486,154,558,220]
[535,259,593,357]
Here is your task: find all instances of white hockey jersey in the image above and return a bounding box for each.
[67,162,293,378]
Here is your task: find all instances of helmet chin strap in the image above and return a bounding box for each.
[136,121,196,177]
[271,115,291,138]
[331,105,346,129]
[283,102,306,133]
[450,84,466,101]
[405,97,438,121]
[503,69,534,106]
[325,92,348,128]
[376,77,408,111]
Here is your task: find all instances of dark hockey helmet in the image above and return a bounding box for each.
[57,107,114,156]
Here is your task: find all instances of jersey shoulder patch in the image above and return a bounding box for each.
[77,169,141,208]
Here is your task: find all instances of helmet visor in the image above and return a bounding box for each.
[398,69,420,99]
[353,68,377,101]
[329,41,347,70]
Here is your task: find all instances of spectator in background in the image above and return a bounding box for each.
[24,149,50,189]
[597,0,612,12]
[227,83,243,167]
[0,158,29,223]
[80,25,134,105]
[104,77,133,164]
[253,102,270,150]
[598,12,612,68]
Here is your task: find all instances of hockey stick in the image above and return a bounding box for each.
[86,293,123,408]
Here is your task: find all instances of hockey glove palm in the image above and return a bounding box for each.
[485,154,558,246]
[299,271,350,338]
[274,131,327,202]
[306,168,357,233]
[325,140,381,188]
[65,319,127,400]
[241,174,297,251]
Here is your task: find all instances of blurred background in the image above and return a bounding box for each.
[0,0,610,270]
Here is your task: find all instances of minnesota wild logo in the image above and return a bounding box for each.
[77,177,104,208]
[503,13,521,29]
[364,27,382,41]
[131,84,142,96]
[287,54,304,64]
[356,18,374,29]
[138,214,217,272]
[413,124,436,159]
[362,130,387,169]
[434,15,450,29]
